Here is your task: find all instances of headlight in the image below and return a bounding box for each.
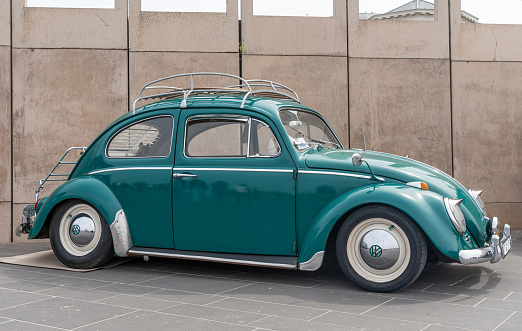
[469,189,486,214]
[444,198,466,235]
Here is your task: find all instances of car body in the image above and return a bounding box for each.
[17,73,512,292]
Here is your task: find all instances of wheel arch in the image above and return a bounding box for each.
[29,177,129,256]
[298,184,476,265]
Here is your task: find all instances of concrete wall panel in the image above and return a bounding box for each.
[485,203,522,231]
[348,0,449,59]
[0,0,10,46]
[450,0,522,62]
[243,55,349,145]
[129,0,238,52]
[12,49,128,204]
[12,0,127,49]
[349,58,452,174]
[452,62,522,204]
[0,46,10,202]
[0,202,11,243]
[130,52,239,108]
[241,0,347,56]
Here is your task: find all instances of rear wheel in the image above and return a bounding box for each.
[50,200,113,269]
[336,205,427,292]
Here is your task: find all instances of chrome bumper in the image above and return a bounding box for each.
[459,221,511,265]
[15,204,35,237]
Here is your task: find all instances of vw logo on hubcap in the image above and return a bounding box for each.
[71,224,81,236]
[369,245,383,258]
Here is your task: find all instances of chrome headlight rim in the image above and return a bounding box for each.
[469,189,486,215]
[444,198,467,235]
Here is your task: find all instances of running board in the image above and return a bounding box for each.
[127,247,298,270]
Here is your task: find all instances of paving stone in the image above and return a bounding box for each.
[143,289,224,305]
[0,320,63,330]
[77,310,253,331]
[161,303,267,325]
[250,315,360,331]
[0,288,49,310]
[137,273,252,295]
[476,298,522,312]
[225,283,393,314]
[227,271,326,288]
[37,286,119,302]
[34,275,115,290]
[495,311,522,331]
[449,274,522,293]
[96,294,182,311]
[209,297,327,320]
[0,297,134,329]
[0,268,61,282]
[80,266,171,284]
[94,283,163,296]
[423,325,476,330]
[365,298,514,330]
[504,291,522,302]
[313,310,429,331]
[367,289,484,306]
[425,284,513,300]
[415,269,482,286]
[0,280,58,293]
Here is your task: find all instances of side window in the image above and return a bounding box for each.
[249,119,281,157]
[107,116,174,158]
[186,117,249,157]
[185,116,281,158]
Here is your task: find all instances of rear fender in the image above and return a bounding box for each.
[298,184,476,265]
[29,177,132,256]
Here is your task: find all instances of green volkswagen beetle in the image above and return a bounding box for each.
[17,73,512,292]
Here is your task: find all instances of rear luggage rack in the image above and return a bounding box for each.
[132,72,300,114]
[35,147,86,202]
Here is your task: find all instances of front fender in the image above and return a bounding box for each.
[298,183,477,264]
[29,176,123,239]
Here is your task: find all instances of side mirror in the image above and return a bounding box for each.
[352,153,363,167]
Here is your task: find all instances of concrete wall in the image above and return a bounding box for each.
[241,0,349,145]
[1,0,521,242]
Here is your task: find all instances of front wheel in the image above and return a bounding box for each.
[336,205,427,292]
[50,200,114,269]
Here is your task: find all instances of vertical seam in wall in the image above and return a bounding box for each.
[10,0,14,242]
[448,0,454,177]
[127,0,130,111]
[346,0,350,148]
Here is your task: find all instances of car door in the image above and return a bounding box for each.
[172,110,297,256]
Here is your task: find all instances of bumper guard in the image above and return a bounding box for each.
[459,219,511,265]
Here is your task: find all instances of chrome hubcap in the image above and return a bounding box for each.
[360,229,400,270]
[69,214,96,246]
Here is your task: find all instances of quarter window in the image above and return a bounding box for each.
[107,116,174,158]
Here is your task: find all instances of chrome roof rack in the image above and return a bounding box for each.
[132,72,300,114]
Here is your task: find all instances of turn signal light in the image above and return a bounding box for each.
[406,182,429,190]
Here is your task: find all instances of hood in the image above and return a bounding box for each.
[304,149,487,243]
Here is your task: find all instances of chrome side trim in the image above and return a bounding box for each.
[174,168,293,173]
[298,251,324,271]
[127,249,298,269]
[89,167,172,175]
[299,170,375,180]
[110,210,133,257]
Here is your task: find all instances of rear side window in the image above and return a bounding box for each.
[106,116,174,158]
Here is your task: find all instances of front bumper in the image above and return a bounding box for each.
[459,218,512,265]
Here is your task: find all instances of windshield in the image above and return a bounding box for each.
[279,109,342,151]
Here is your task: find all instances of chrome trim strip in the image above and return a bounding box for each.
[174,168,293,173]
[298,251,324,271]
[299,170,373,180]
[110,210,133,257]
[127,249,297,269]
[89,167,172,175]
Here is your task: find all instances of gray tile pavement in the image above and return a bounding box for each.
[0,231,519,330]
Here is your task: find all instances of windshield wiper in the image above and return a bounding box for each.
[309,138,342,149]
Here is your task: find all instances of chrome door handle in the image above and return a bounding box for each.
[173,173,198,179]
